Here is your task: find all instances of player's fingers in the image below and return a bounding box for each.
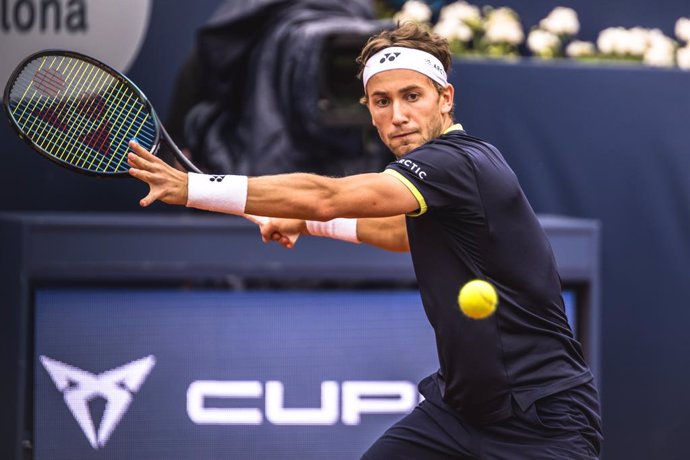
[285,233,299,246]
[259,220,276,237]
[127,152,153,171]
[279,236,294,249]
[245,214,267,226]
[128,167,158,185]
[128,140,156,160]
[138,182,167,207]
[140,187,160,207]
[128,141,168,170]
[259,224,274,243]
[139,189,162,208]
[128,166,145,180]
[128,151,162,171]
[246,215,272,245]
[262,227,287,246]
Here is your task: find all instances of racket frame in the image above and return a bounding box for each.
[3,49,200,176]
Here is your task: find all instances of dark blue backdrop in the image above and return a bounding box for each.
[1,1,690,459]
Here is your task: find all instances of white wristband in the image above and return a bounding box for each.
[306,218,360,243]
[186,173,248,215]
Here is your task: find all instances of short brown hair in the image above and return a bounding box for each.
[356,22,453,115]
[357,22,452,88]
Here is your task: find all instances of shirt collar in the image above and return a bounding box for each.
[443,123,464,134]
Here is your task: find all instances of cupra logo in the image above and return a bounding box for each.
[40,355,156,449]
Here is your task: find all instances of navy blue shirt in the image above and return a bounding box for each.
[385,127,592,424]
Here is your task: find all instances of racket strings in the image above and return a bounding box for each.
[13,57,90,153]
[15,59,86,161]
[33,67,66,97]
[10,56,54,128]
[11,62,129,172]
[39,61,107,162]
[8,56,157,173]
[13,60,154,171]
[25,59,102,164]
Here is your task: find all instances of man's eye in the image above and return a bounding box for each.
[375,98,389,107]
[407,93,420,101]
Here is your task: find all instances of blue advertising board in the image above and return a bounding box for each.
[34,289,438,460]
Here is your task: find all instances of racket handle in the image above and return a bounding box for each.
[159,124,202,174]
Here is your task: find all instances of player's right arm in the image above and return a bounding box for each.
[355,215,409,252]
[262,215,409,252]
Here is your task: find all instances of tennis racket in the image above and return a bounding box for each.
[3,49,300,244]
[3,49,200,176]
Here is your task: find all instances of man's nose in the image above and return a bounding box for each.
[391,100,408,125]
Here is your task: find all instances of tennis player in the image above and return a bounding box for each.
[128,22,603,459]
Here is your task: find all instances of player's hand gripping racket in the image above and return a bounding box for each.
[3,49,298,244]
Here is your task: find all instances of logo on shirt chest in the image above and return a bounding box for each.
[396,158,427,180]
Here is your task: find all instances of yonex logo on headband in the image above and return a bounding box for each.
[380,52,401,63]
[363,47,448,90]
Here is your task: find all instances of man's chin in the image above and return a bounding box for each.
[392,144,419,158]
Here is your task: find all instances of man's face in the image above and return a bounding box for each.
[366,69,454,158]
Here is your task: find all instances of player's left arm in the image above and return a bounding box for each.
[128,141,420,219]
[244,172,418,220]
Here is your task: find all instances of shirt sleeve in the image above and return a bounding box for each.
[384,144,478,217]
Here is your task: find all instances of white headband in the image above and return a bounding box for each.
[362,46,448,90]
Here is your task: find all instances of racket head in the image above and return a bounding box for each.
[3,50,161,176]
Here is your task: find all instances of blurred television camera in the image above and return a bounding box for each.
[166,0,393,177]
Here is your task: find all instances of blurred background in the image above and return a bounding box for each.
[1,0,689,459]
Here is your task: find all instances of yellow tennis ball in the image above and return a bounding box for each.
[458,279,498,319]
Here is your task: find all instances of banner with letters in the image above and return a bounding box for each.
[34,289,439,460]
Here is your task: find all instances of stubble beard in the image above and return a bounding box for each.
[389,116,445,159]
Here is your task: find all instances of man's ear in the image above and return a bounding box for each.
[441,84,454,115]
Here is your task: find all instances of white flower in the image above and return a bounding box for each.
[439,1,481,27]
[642,30,676,67]
[675,17,690,43]
[596,27,674,58]
[485,7,519,25]
[484,8,524,45]
[597,27,628,55]
[566,40,595,58]
[626,27,652,57]
[644,45,675,67]
[677,45,690,69]
[434,19,473,42]
[647,29,676,53]
[527,29,560,57]
[539,7,580,36]
[485,20,524,45]
[434,1,477,43]
[393,0,432,24]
